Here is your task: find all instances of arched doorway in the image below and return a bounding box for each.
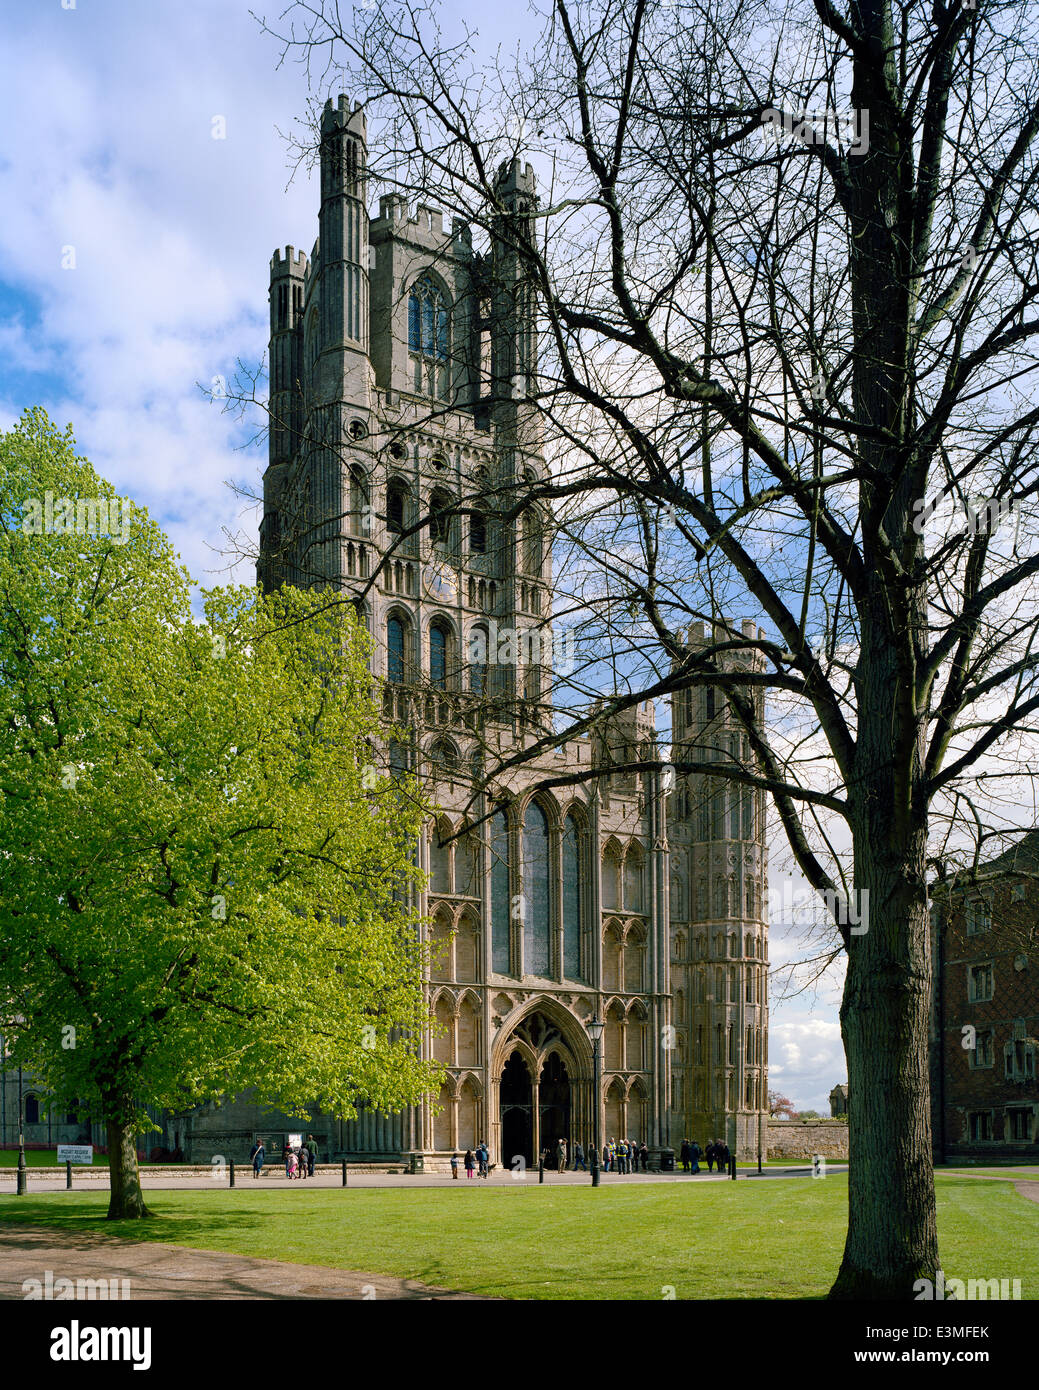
[500,1051,532,1167]
[539,1053,571,1168]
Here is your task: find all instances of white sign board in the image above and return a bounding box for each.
[57,1144,93,1164]
[287,1133,303,1148]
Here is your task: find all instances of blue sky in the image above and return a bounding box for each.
[0,0,846,1111]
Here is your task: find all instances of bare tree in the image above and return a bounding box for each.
[247,0,1039,1297]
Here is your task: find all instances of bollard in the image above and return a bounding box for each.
[66,1160,72,1190]
[342,1159,348,1187]
[229,1159,235,1188]
[538,1157,544,1184]
[730,1154,736,1180]
[591,1152,600,1188]
[16,1151,26,1196]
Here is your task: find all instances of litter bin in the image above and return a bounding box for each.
[409,1153,425,1175]
[658,1147,675,1173]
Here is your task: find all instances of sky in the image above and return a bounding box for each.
[0,0,847,1112]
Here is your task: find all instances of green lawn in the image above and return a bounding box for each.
[0,1150,81,1168]
[2,1171,1035,1299]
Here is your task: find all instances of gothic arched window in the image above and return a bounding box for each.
[408,274,450,399]
[490,810,511,974]
[469,511,487,554]
[387,617,406,683]
[468,626,488,696]
[562,814,582,980]
[522,803,551,976]
[387,482,408,535]
[430,622,449,689]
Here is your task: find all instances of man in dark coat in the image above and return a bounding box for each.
[705,1140,717,1172]
[680,1138,690,1172]
[573,1141,588,1171]
[305,1134,317,1178]
[689,1140,701,1174]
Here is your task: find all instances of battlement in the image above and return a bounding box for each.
[270,245,309,278]
[495,156,537,196]
[321,94,366,139]
[681,618,766,647]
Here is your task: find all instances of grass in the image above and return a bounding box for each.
[2,1171,1035,1299]
[0,1150,83,1168]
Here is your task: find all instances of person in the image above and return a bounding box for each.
[306,1134,317,1178]
[705,1139,716,1173]
[573,1141,587,1171]
[639,1140,649,1172]
[478,1141,489,1178]
[689,1139,701,1174]
[450,1152,459,1180]
[296,1143,307,1179]
[250,1137,265,1179]
[282,1138,293,1178]
[718,1140,731,1172]
[556,1138,567,1173]
[287,1148,299,1180]
[464,1148,475,1179]
[680,1138,690,1173]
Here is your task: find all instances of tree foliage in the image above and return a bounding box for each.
[0,409,439,1216]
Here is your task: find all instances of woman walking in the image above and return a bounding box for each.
[464,1148,475,1180]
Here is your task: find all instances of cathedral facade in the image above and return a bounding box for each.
[255,96,771,1168]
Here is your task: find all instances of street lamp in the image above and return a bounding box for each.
[16,1064,26,1196]
[587,1016,604,1188]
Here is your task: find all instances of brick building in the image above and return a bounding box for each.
[929,831,1039,1161]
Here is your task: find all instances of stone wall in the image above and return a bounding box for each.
[766,1119,849,1159]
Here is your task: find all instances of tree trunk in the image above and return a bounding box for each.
[830,826,939,1297]
[105,1111,152,1220]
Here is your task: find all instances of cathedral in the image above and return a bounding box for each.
[249,95,771,1169]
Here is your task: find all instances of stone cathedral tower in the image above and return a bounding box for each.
[252,95,770,1169]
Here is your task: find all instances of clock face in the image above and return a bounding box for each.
[422,561,457,602]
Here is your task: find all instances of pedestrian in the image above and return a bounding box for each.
[639,1140,649,1172]
[282,1138,293,1177]
[719,1140,731,1172]
[250,1137,265,1178]
[680,1138,690,1173]
[306,1134,317,1178]
[573,1141,588,1171]
[451,1152,459,1180]
[287,1148,299,1180]
[705,1139,716,1173]
[478,1141,489,1178]
[557,1138,567,1173]
[296,1143,307,1179]
[464,1148,475,1179]
[689,1139,701,1174]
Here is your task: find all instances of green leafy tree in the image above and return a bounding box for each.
[0,409,439,1218]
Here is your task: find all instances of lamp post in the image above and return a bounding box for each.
[16,1064,26,1196]
[587,1016,604,1187]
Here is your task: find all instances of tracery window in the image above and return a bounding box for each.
[408,274,450,399]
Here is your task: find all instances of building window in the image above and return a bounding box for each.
[387,482,408,535]
[388,739,409,777]
[705,686,716,720]
[966,898,992,935]
[970,1030,994,1068]
[522,803,551,977]
[968,1112,993,1142]
[387,617,406,684]
[408,275,448,358]
[1005,1039,1036,1082]
[490,811,511,974]
[24,1094,40,1125]
[562,815,582,981]
[430,622,449,689]
[1009,1109,1034,1141]
[469,512,487,554]
[968,963,993,1002]
[408,274,450,399]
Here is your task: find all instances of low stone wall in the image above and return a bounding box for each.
[766,1119,849,1160]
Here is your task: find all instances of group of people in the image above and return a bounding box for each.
[248,1135,319,1180]
[451,1143,490,1178]
[584,1138,648,1173]
[678,1138,731,1174]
